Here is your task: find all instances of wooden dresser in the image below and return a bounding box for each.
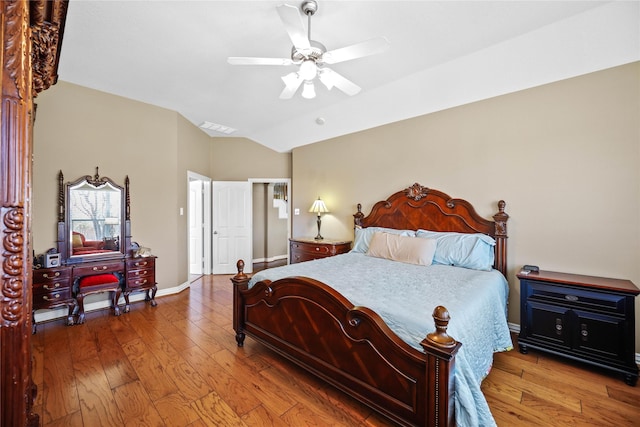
[32,256,158,330]
[289,238,351,264]
[123,256,158,312]
[32,266,76,334]
[517,269,639,385]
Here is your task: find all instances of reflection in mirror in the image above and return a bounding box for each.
[69,180,121,256]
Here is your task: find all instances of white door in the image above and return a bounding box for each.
[212,181,252,274]
[189,179,203,275]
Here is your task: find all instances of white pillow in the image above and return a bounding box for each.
[366,232,437,266]
[351,227,415,253]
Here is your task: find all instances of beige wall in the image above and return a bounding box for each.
[32,81,290,292]
[291,62,640,352]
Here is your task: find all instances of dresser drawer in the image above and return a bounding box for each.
[127,257,155,270]
[126,257,156,289]
[33,287,73,307]
[33,267,71,285]
[74,260,124,277]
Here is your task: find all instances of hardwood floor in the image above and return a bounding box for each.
[32,274,640,426]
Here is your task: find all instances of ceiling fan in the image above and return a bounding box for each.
[227,0,390,100]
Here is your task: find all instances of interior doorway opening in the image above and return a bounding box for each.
[188,171,211,280]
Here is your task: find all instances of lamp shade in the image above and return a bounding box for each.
[309,198,329,214]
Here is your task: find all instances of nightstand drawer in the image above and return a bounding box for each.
[525,280,627,315]
[292,242,332,256]
[289,238,351,264]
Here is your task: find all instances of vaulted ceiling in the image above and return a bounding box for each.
[58,1,639,153]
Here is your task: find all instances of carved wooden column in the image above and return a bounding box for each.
[1,1,67,425]
[1,1,37,425]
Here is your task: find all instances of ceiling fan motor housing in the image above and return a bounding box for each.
[301,0,318,16]
[291,40,326,63]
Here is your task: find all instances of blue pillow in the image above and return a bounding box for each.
[351,227,415,253]
[416,229,495,271]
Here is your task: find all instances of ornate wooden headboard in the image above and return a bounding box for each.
[353,183,509,275]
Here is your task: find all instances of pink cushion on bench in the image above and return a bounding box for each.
[79,273,119,288]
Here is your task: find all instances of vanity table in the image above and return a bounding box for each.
[32,169,158,330]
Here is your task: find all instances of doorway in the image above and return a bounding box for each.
[188,171,211,280]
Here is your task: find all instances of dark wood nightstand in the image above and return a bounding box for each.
[517,269,639,386]
[289,238,351,264]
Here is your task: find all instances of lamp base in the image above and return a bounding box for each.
[315,215,323,240]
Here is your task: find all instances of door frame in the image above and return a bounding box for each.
[187,171,212,275]
[249,178,292,262]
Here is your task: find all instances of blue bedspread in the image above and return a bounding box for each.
[249,253,512,426]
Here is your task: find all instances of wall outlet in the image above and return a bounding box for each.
[294,208,300,215]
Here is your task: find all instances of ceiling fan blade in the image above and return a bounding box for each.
[279,72,304,99]
[322,37,390,64]
[318,68,361,96]
[276,4,311,50]
[228,57,294,66]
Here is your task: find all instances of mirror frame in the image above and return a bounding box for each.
[56,168,132,264]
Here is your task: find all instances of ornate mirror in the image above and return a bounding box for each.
[57,168,131,263]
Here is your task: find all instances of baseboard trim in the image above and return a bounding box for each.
[33,280,191,324]
[507,322,640,366]
[252,254,287,264]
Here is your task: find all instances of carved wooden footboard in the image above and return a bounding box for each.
[232,260,461,426]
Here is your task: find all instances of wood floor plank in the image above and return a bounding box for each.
[73,356,123,426]
[241,404,290,427]
[211,348,298,417]
[153,392,201,426]
[190,390,247,427]
[41,325,80,424]
[121,337,178,402]
[180,344,262,417]
[112,380,165,426]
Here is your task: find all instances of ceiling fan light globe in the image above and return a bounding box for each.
[299,60,317,81]
[301,81,316,99]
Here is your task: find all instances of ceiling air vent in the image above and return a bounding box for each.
[199,121,236,135]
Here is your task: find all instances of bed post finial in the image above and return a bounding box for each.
[353,203,364,227]
[234,260,247,280]
[493,200,509,275]
[425,306,457,348]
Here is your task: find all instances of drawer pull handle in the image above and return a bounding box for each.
[135,261,148,267]
[555,318,563,335]
[564,295,578,302]
[43,294,60,301]
[92,266,108,271]
[43,272,60,279]
[581,324,588,341]
[43,283,60,290]
[136,279,147,285]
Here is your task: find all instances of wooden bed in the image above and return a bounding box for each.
[231,183,509,426]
